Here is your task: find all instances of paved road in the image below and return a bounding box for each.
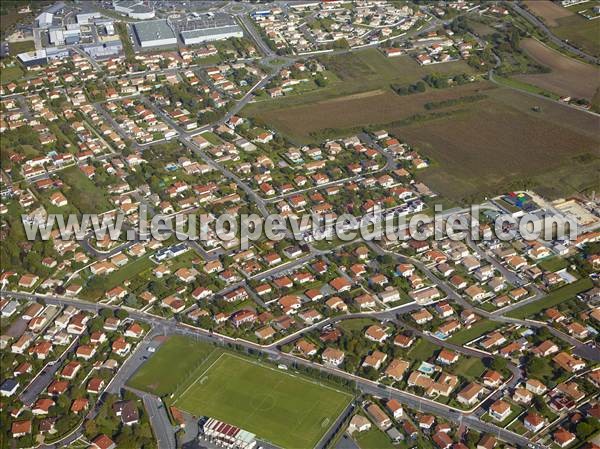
[91,101,143,152]
[465,235,525,287]
[508,2,598,64]
[236,13,275,57]
[20,335,80,406]
[1,290,539,449]
[364,241,600,363]
[335,433,361,449]
[130,387,177,449]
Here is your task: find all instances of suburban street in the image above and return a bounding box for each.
[1,280,586,449]
[2,2,598,449]
[364,241,600,363]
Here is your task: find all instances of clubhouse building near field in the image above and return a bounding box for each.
[201,417,256,448]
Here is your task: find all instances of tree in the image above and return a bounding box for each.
[115,309,129,320]
[84,419,97,438]
[576,422,593,439]
[315,76,328,87]
[490,357,507,372]
[510,28,520,51]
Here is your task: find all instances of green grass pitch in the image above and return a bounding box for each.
[173,353,353,449]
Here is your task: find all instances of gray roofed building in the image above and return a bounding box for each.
[0,379,19,397]
[181,24,243,45]
[133,19,177,48]
[114,0,155,19]
[45,2,65,15]
[82,40,123,59]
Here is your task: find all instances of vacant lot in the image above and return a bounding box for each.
[354,423,397,449]
[320,49,476,84]
[82,255,155,300]
[523,0,573,26]
[448,320,502,345]
[128,337,219,396]
[174,353,352,449]
[506,278,593,319]
[396,88,600,201]
[0,65,23,84]
[515,38,600,99]
[60,166,113,214]
[248,82,495,143]
[8,39,34,54]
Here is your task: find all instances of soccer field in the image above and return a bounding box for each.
[173,353,353,449]
[127,336,219,396]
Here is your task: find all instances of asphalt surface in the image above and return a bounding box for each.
[6,6,598,449]
[133,387,177,449]
[364,240,600,363]
[1,289,552,449]
[20,335,80,406]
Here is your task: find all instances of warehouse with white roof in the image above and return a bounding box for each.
[181,25,243,45]
[177,13,243,45]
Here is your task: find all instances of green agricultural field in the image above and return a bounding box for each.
[243,48,477,121]
[448,320,502,346]
[553,11,600,58]
[506,278,593,319]
[128,337,220,396]
[399,88,600,202]
[173,353,352,449]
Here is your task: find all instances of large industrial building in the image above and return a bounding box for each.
[17,47,69,67]
[76,12,103,25]
[133,20,177,48]
[48,27,81,45]
[178,13,243,46]
[113,0,156,20]
[82,40,123,59]
[181,25,243,45]
[35,2,64,28]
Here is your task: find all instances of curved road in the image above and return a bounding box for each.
[509,2,598,65]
